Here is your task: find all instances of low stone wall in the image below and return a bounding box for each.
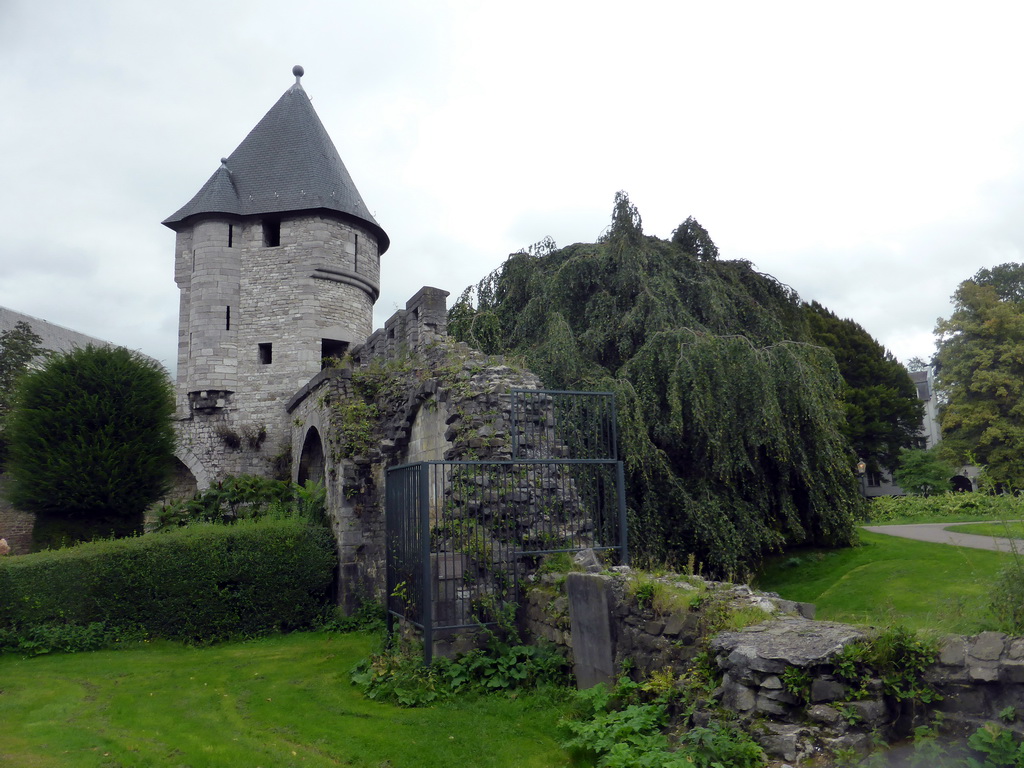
[712,622,1024,761]
[525,558,815,683]
[525,562,1024,763]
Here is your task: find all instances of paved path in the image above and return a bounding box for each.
[862,522,1024,553]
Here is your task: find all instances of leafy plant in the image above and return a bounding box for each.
[833,626,940,706]
[350,608,570,707]
[781,665,812,704]
[560,676,765,768]
[156,475,323,529]
[967,723,1024,767]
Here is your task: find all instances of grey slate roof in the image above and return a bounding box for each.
[163,76,389,254]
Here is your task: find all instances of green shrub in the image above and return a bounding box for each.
[155,475,325,529]
[560,678,765,768]
[868,492,1024,523]
[0,517,336,649]
[350,611,571,707]
[5,345,175,539]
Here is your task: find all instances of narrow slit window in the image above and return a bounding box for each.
[226,306,231,330]
[228,224,233,247]
[258,343,273,365]
[192,250,196,271]
[354,234,359,273]
[263,218,281,247]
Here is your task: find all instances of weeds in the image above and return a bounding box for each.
[560,677,765,768]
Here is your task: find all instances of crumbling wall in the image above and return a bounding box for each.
[287,335,545,605]
[527,564,1024,763]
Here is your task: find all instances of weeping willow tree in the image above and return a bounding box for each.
[449,193,861,576]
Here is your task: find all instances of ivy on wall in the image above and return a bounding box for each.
[449,193,862,576]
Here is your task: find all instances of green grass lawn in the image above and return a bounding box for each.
[0,631,574,768]
[753,530,1014,634]
[948,520,1024,539]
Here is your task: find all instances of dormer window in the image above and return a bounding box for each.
[263,218,281,247]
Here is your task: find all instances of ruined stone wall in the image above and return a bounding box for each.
[525,566,1024,763]
[287,336,544,604]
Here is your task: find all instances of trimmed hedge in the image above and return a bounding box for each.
[0,517,336,645]
[868,491,1024,523]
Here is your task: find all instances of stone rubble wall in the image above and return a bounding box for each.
[288,335,546,605]
[525,563,816,682]
[524,563,1024,764]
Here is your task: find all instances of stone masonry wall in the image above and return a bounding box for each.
[525,563,1024,763]
[288,334,545,605]
[173,212,380,487]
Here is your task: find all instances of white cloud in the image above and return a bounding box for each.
[4,0,1024,374]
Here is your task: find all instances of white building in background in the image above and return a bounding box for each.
[863,366,975,496]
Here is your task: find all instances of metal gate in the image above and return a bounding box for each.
[385,390,627,663]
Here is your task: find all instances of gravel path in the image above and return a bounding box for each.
[862,522,1024,553]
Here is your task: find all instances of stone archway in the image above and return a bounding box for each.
[950,474,974,493]
[173,445,213,492]
[166,457,199,502]
[297,426,326,485]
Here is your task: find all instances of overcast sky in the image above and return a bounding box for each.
[4,0,1024,375]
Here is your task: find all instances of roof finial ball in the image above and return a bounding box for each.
[293,65,304,83]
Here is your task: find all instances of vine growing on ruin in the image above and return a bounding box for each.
[448,193,862,575]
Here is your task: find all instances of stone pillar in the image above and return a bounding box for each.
[567,572,617,688]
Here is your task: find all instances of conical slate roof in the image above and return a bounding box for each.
[163,67,389,254]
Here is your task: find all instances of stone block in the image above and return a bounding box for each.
[939,635,967,666]
[761,687,799,704]
[755,692,791,716]
[846,699,888,727]
[1001,661,1024,684]
[760,674,783,690]
[662,612,686,637]
[937,686,987,714]
[755,723,806,763]
[721,678,756,711]
[970,632,1007,662]
[968,664,1000,682]
[644,620,665,636]
[566,573,616,689]
[810,677,848,703]
[1009,639,1024,660]
[807,704,844,726]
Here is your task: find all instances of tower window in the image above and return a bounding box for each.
[263,218,281,247]
[226,306,231,330]
[258,343,273,364]
[228,224,233,247]
[354,234,359,273]
[322,339,349,368]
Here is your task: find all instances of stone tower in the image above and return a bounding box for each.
[164,66,389,485]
